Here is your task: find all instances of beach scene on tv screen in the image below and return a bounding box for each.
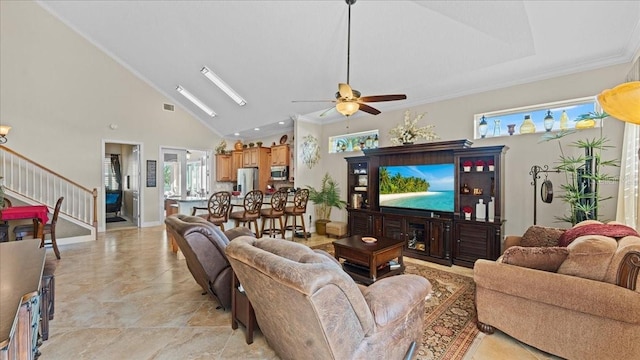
[379,164,455,212]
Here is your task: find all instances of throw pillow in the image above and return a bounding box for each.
[501,246,569,272]
[558,223,639,247]
[557,235,618,281]
[520,225,566,247]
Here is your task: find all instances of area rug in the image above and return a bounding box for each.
[311,243,479,360]
[105,216,126,223]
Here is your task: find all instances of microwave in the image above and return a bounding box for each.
[271,166,288,181]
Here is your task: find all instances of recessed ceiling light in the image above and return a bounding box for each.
[234,132,240,136]
[201,66,247,106]
[278,121,285,125]
[176,85,216,117]
[254,128,260,131]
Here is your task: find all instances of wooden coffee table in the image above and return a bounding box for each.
[332,235,405,285]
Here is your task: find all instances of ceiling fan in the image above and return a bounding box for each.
[293,0,407,117]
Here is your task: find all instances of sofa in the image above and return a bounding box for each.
[474,220,640,360]
[225,236,432,360]
[164,214,254,310]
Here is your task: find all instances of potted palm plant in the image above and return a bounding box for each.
[307,173,347,235]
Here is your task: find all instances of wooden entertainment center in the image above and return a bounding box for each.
[345,139,507,268]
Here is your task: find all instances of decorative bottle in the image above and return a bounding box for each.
[476,199,486,220]
[493,119,501,137]
[559,110,569,130]
[487,197,495,222]
[519,114,536,134]
[373,134,379,148]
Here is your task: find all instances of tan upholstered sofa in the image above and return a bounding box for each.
[474,220,640,360]
[164,214,254,310]
[225,236,432,360]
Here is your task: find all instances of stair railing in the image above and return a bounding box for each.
[0,145,97,239]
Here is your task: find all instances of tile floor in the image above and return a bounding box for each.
[38,226,561,359]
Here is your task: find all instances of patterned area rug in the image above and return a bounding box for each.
[312,243,478,360]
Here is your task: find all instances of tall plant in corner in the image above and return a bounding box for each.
[540,111,619,225]
[307,173,347,221]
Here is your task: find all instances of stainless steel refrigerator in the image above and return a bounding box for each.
[237,168,258,197]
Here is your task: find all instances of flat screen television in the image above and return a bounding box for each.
[379,164,455,212]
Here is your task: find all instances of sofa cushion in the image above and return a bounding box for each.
[520,225,566,247]
[557,235,617,281]
[501,246,569,272]
[603,235,640,290]
[558,222,639,247]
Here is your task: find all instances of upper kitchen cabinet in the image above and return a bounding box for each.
[215,153,232,182]
[243,146,270,168]
[270,144,289,166]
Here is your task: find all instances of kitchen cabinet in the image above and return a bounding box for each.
[231,150,243,181]
[243,147,270,168]
[270,144,289,166]
[215,153,232,182]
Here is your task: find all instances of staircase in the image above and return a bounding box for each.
[0,145,97,242]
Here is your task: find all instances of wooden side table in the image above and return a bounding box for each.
[231,272,257,344]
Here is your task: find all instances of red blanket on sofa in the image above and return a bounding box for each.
[558,223,639,247]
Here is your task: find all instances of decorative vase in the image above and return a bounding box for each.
[463,166,471,172]
[493,119,501,137]
[543,110,554,132]
[476,165,484,172]
[478,116,488,138]
[464,213,471,220]
[234,140,243,150]
[488,165,495,171]
[519,114,536,134]
[256,141,263,147]
[507,124,516,136]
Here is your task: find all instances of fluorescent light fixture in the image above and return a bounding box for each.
[176,85,216,117]
[201,66,247,106]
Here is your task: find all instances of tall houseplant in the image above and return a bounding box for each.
[307,173,347,235]
[541,112,619,225]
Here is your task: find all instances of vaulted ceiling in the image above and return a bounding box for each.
[38,1,640,139]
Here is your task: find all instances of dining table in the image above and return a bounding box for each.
[0,205,49,240]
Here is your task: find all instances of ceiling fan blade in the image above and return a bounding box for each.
[358,103,381,115]
[319,107,337,117]
[338,83,354,99]
[359,94,407,102]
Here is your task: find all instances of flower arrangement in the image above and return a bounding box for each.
[462,206,473,214]
[389,110,440,145]
[215,140,227,154]
[475,160,485,166]
[462,160,472,172]
[488,159,495,171]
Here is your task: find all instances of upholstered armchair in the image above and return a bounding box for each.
[474,220,640,360]
[225,236,432,360]
[164,214,254,310]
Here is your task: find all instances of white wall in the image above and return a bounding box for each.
[321,64,629,237]
[0,1,222,230]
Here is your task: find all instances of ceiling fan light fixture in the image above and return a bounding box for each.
[336,101,359,116]
[201,66,247,106]
[176,85,216,117]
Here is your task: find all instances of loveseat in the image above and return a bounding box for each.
[225,236,432,360]
[474,220,640,360]
[164,214,254,310]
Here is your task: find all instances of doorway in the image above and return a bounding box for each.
[104,141,141,230]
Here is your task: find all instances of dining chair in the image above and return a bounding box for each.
[284,188,310,240]
[229,190,263,237]
[191,191,232,231]
[13,196,64,259]
[260,188,288,238]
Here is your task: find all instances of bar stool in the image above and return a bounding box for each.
[260,188,288,238]
[284,188,309,240]
[229,190,264,237]
[191,191,231,231]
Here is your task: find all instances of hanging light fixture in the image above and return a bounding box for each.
[0,125,11,144]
